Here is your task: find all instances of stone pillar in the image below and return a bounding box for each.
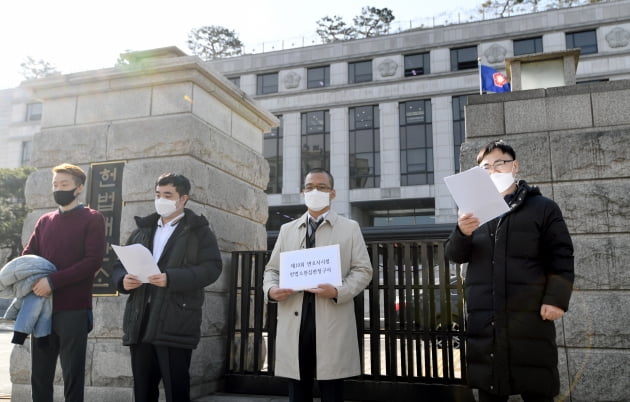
[12,47,278,402]
[463,80,630,402]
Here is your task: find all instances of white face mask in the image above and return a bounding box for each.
[154,197,178,217]
[304,189,330,211]
[490,172,515,193]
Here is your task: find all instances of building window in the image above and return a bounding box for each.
[404,52,430,77]
[371,208,435,226]
[400,100,433,185]
[228,76,240,88]
[264,116,283,194]
[513,37,543,56]
[452,95,469,173]
[26,103,42,121]
[21,141,32,166]
[349,105,380,189]
[566,30,598,55]
[307,66,330,88]
[450,46,478,71]
[256,72,278,94]
[301,110,330,177]
[348,60,372,84]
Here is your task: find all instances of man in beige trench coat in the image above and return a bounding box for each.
[263,168,373,402]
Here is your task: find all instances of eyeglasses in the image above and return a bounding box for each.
[480,159,514,171]
[303,185,332,192]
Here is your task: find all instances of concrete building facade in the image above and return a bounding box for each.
[204,0,630,231]
[1,2,629,232]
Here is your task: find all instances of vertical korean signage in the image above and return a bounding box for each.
[89,162,124,295]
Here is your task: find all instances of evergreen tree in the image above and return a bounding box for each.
[187,25,244,61]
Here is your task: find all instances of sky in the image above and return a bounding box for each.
[0,0,480,89]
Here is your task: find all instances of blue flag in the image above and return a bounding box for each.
[480,65,511,93]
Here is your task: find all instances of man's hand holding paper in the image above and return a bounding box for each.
[443,166,510,229]
[112,244,161,283]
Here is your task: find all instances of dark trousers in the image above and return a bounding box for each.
[31,309,91,402]
[289,292,344,402]
[478,389,555,402]
[130,342,193,402]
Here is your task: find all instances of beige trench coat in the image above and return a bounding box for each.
[263,210,373,380]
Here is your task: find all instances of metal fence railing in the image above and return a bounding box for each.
[225,239,473,401]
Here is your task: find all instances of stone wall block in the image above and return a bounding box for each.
[458,133,551,183]
[120,158,268,224]
[76,88,151,124]
[505,98,547,134]
[152,82,194,116]
[9,343,32,384]
[92,296,126,338]
[107,117,268,189]
[557,347,570,402]
[201,291,228,336]
[41,97,77,128]
[545,94,592,131]
[198,126,269,190]
[204,206,267,251]
[572,234,630,290]
[564,348,630,402]
[84,386,132,402]
[551,129,630,181]
[464,102,505,138]
[90,340,132,387]
[31,125,108,168]
[553,181,630,234]
[563,291,630,349]
[10,340,96,386]
[592,89,630,127]
[24,169,54,209]
[192,85,232,135]
[231,112,263,154]
[106,115,208,163]
[190,336,226,393]
[115,202,266,256]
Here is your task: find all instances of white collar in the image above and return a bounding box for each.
[157,212,185,228]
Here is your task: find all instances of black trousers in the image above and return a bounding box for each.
[477,389,555,402]
[31,309,92,402]
[130,342,192,402]
[289,292,344,402]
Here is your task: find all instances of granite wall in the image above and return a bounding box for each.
[463,80,630,402]
[10,48,278,401]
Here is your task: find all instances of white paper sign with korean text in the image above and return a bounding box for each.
[279,244,342,291]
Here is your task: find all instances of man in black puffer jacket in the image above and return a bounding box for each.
[445,141,574,402]
[112,173,222,402]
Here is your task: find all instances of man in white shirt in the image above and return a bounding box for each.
[112,173,222,402]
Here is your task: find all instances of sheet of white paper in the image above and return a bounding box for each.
[111,244,161,283]
[443,166,510,225]
[279,244,342,291]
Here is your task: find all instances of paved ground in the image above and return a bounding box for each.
[0,322,13,400]
[0,321,293,402]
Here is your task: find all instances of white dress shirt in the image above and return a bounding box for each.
[152,213,185,263]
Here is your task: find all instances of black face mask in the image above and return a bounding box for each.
[53,188,77,207]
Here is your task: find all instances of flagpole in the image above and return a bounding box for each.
[478,58,482,95]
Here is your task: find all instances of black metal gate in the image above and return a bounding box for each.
[225,239,474,402]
